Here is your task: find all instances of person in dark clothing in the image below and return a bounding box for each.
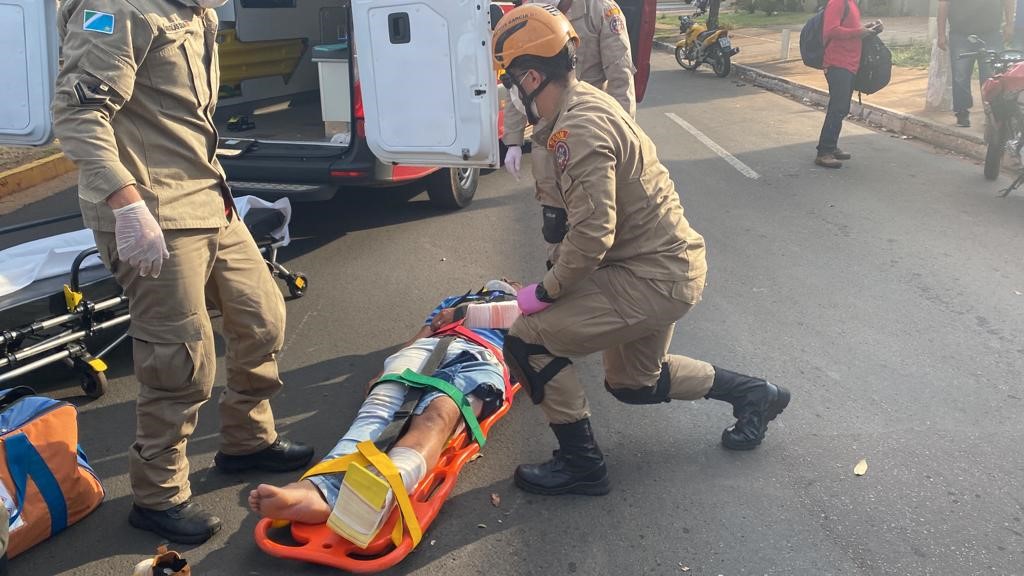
[815,0,882,168]
[938,0,1015,127]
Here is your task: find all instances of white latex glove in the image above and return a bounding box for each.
[504,145,523,180]
[112,200,169,278]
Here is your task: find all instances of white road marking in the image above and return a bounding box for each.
[665,112,761,180]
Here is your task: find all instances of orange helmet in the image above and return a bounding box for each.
[492,3,579,70]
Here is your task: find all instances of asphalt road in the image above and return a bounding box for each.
[4,53,1024,576]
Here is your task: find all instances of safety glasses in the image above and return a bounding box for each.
[500,70,530,91]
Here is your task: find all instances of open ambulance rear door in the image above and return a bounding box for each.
[620,0,656,103]
[350,0,499,168]
[0,0,58,146]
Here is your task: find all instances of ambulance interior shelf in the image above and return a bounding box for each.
[212,0,352,145]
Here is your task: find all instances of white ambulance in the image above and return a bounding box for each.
[0,0,654,208]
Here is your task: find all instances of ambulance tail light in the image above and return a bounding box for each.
[353,80,365,139]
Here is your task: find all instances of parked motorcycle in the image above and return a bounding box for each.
[967,36,1024,189]
[674,10,739,78]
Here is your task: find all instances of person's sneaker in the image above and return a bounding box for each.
[128,501,222,545]
[815,154,843,168]
[955,111,971,127]
[214,438,314,473]
[833,148,852,160]
[132,545,191,576]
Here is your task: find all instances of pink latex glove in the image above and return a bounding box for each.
[517,283,552,316]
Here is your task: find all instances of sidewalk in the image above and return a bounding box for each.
[655,14,992,160]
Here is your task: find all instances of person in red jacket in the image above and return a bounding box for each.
[815,0,882,168]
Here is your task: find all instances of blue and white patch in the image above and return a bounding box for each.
[83,10,115,34]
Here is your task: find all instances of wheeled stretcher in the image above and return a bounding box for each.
[0,196,308,398]
[254,321,520,574]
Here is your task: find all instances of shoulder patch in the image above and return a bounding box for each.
[554,140,571,172]
[604,6,622,18]
[609,15,623,34]
[547,129,570,150]
[83,10,115,34]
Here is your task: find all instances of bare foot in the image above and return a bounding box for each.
[248,480,331,524]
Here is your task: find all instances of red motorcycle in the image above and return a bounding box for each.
[967,37,1024,192]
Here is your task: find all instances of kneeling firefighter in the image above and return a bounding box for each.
[493,4,792,496]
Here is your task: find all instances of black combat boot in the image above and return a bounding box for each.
[514,418,610,496]
[706,367,790,450]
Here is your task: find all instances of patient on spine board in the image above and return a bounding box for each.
[249,280,518,542]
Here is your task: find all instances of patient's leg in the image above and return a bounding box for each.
[249,395,482,523]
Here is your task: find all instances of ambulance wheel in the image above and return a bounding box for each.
[287,273,308,299]
[80,366,108,399]
[426,167,478,210]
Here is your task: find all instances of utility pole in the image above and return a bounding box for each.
[708,0,721,30]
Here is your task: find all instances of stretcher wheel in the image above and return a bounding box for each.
[78,363,108,399]
[287,273,308,299]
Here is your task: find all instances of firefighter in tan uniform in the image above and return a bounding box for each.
[52,0,313,543]
[502,0,635,263]
[494,5,791,496]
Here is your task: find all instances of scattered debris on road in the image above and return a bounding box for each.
[490,493,501,507]
[854,459,868,476]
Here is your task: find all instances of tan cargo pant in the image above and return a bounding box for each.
[509,265,715,424]
[95,212,286,509]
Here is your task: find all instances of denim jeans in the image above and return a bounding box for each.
[950,31,1004,113]
[307,338,505,506]
[817,67,856,154]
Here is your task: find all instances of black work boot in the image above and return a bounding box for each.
[214,438,314,473]
[129,500,222,545]
[706,367,790,450]
[514,418,610,496]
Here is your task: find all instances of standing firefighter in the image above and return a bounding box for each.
[493,5,792,495]
[52,0,313,543]
[502,0,636,264]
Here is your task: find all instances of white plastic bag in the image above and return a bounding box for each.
[926,39,951,110]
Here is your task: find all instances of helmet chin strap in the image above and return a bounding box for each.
[520,75,553,125]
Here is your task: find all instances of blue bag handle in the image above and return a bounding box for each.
[4,432,68,534]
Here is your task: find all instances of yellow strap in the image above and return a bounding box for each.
[356,441,422,548]
[299,452,366,481]
[63,285,83,312]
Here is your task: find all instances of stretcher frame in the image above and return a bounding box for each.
[0,211,308,398]
[254,322,520,574]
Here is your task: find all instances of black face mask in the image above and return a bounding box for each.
[501,70,553,125]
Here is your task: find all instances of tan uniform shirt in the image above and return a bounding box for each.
[541,80,707,300]
[53,0,230,232]
[503,0,637,147]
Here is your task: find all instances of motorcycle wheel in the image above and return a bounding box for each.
[676,45,700,70]
[984,119,1007,181]
[712,52,732,78]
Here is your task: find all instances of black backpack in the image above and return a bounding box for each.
[800,0,849,69]
[854,33,892,94]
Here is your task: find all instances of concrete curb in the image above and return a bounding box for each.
[653,39,988,161]
[0,153,76,200]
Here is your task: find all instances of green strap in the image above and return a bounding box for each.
[377,369,487,447]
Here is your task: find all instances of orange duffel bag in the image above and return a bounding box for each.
[0,386,104,558]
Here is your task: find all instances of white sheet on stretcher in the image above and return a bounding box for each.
[0,196,291,299]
